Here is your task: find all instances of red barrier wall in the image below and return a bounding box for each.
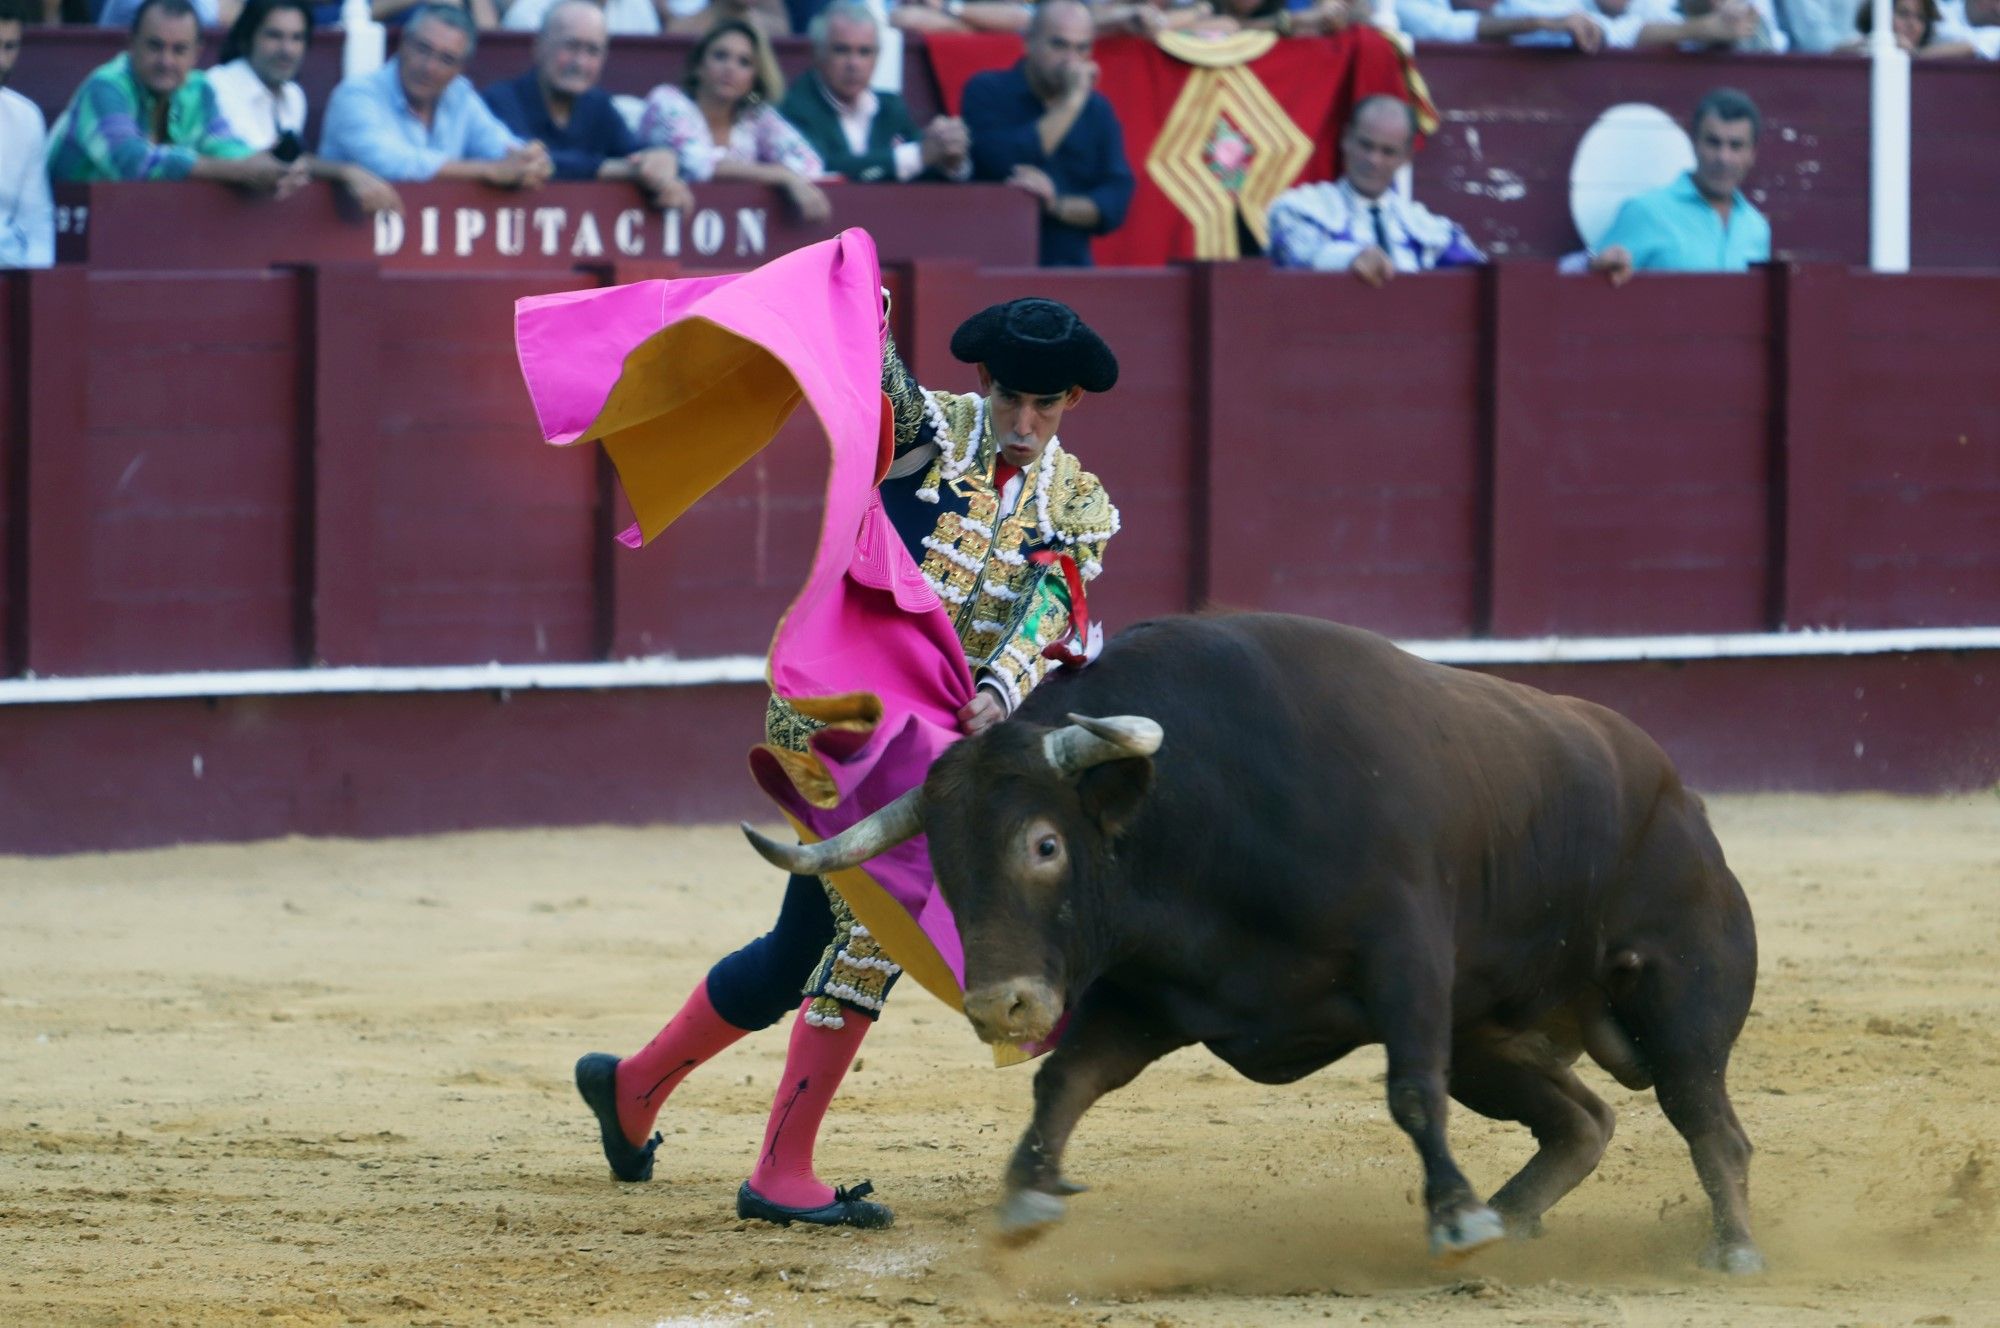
[23,266,306,676]
[313,266,606,665]
[1782,269,2000,628]
[3,260,1996,683]
[1490,266,1775,636]
[1196,262,1488,637]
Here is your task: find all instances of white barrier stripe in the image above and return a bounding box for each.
[1404,627,2000,665]
[0,656,770,706]
[0,628,1995,706]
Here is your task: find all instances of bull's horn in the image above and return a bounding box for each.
[740,786,923,876]
[1043,713,1164,777]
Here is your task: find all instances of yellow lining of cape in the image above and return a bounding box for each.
[580,318,804,547]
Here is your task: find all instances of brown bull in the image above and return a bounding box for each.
[747,612,1763,1272]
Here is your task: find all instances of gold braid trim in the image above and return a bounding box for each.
[882,330,928,455]
[762,696,905,1026]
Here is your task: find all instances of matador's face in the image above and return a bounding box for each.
[979,366,1084,470]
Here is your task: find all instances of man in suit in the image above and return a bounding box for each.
[778,0,969,183]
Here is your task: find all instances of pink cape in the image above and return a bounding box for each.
[513,231,981,1014]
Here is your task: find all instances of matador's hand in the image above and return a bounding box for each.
[958,689,1007,736]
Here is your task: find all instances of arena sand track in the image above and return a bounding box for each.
[3,794,1997,1328]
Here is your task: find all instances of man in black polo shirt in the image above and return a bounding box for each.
[482,0,690,209]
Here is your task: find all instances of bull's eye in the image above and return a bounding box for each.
[1036,835,1059,859]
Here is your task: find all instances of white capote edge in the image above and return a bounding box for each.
[1,627,1997,706]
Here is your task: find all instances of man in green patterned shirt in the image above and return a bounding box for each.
[48,0,305,192]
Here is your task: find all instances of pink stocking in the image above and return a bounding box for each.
[745,1001,872,1208]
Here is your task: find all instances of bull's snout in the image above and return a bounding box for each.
[962,978,1063,1046]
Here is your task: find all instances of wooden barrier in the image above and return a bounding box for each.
[2,260,1994,682]
[56,181,1042,271]
[0,258,1995,849]
[1194,262,1488,637]
[1489,265,1776,636]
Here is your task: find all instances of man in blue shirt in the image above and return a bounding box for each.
[1590,87,1772,282]
[482,0,690,209]
[320,3,552,185]
[961,0,1133,267]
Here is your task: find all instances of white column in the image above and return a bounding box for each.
[1868,0,1912,272]
[341,0,388,80]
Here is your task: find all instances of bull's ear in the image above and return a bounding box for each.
[1075,756,1152,839]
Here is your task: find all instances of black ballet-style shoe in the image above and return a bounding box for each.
[736,1180,895,1229]
[574,1052,662,1183]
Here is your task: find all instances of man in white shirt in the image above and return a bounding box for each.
[209,0,405,214]
[1267,96,1484,285]
[0,0,52,269]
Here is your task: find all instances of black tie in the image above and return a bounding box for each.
[1371,202,1391,253]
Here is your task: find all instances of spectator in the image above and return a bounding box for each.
[208,0,404,212]
[1268,95,1482,283]
[98,0,233,27]
[636,19,831,219]
[1399,0,1780,52]
[1589,87,1769,283]
[962,0,1133,267]
[48,0,306,195]
[319,3,553,184]
[890,0,1033,33]
[375,0,499,29]
[501,0,696,35]
[483,0,691,206]
[208,0,308,148]
[778,0,969,183]
[0,0,51,269]
[1843,0,1978,51]
[1932,0,2000,54]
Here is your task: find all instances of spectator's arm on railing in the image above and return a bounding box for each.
[1267,195,1367,273]
[320,83,450,182]
[891,0,1035,34]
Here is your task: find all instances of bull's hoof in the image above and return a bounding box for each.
[1047,1175,1089,1196]
[1699,1240,1767,1275]
[1429,1204,1507,1263]
[994,1188,1068,1245]
[1499,1211,1544,1241]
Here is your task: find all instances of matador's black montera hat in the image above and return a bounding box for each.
[948,298,1119,396]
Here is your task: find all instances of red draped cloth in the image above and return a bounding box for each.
[925,29,1424,267]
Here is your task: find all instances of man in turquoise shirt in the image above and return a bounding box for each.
[1590,88,1771,282]
[48,0,304,192]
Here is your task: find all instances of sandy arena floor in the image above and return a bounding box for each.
[2,794,1997,1328]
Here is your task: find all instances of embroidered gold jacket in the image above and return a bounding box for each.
[879,338,1120,712]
